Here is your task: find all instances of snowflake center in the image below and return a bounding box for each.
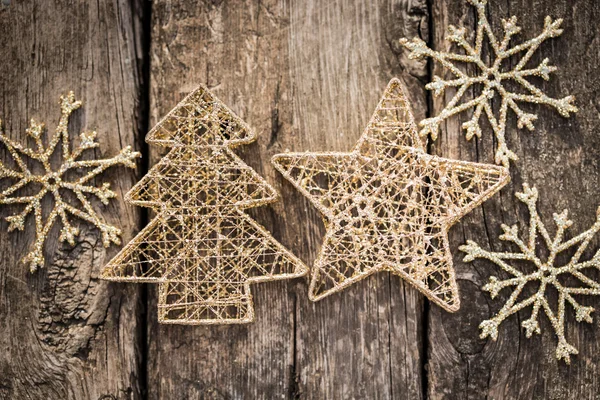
[485,72,496,82]
[539,265,557,281]
[43,173,62,191]
[484,69,503,88]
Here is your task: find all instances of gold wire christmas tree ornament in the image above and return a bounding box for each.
[460,184,600,364]
[400,0,578,168]
[101,84,308,325]
[0,92,141,272]
[272,78,509,312]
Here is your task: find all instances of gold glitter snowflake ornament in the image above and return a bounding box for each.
[102,84,308,325]
[272,79,509,312]
[0,92,140,272]
[400,0,577,167]
[460,184,600,363]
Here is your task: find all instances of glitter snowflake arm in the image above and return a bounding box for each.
[0,162,17,179]
[0,132,34,175]
[4,190,47,231]
[56,136,138,247]
[21,198,55,271]
[509,78,577,117]
[459,184,600,363]
[57,129,139,203]
[67,146,139,181]
[0,177,34,201]
[53,91,82,161]
[0,93,141,272]
[63,197,122,247]
[400,0,578,168]
[502,16,564,65]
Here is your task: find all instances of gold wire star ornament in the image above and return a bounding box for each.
[101,84,308,324]
[400,0,578,167]
[272,78,509,312]
[460,184,600,364]
[0,92,140,272]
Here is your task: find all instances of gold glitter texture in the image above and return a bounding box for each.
[0,92,140,272]
[101,85,308,324]
[400,0,577,167]
[272,78,509,312]
[460,184,600,363]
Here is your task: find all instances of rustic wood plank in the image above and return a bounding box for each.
[10,0,599,398]
[286,1,428,398]
[147,2,300,398]
[0,1,145,399]
[426,0,600,398]
[148,0,428,398]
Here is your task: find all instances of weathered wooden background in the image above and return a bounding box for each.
[1,0,599,398]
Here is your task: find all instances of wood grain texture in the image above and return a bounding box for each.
[148,0,427,398]
[3,0,600,398]
[0,1,145,399]
[286,2,427,398]
[426,0,600,399]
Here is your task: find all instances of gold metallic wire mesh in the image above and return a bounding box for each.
[272,78,510,312]
[101,85,308,324]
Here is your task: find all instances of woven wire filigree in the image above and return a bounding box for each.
[102,85,308,324]
[272,79,510,312]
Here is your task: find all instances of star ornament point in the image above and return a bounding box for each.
[272,78,509,311]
